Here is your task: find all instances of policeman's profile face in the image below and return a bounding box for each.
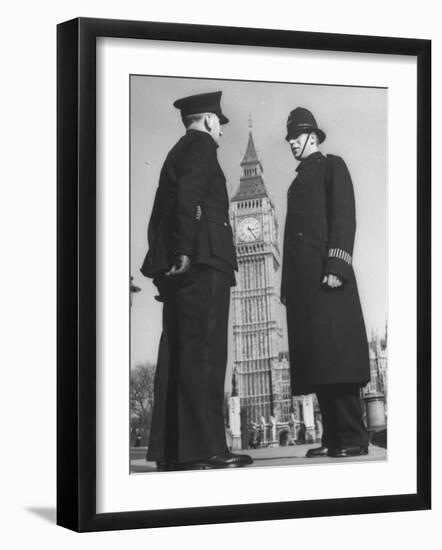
[288,132,317,160]
[288,134,311,160]
[207,113,222,144]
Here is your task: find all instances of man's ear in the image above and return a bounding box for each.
[203,114,212,132]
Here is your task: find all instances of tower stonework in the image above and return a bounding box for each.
[231,127,292,437]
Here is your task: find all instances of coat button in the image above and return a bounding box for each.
[224,222,228,227]
[296,232,303,240]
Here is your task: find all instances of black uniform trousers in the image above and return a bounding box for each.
[146,265,231,463]
[316,384,368,449]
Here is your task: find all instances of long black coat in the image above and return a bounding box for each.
[140,129,237,280]
[281,152,370,396]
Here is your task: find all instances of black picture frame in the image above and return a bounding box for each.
[57,17,431,532]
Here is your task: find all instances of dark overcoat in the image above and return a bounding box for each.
[140,129,237,462]
[140,129,237,280]
[281,151,370,396]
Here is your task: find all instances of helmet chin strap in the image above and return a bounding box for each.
[299,132,311,160]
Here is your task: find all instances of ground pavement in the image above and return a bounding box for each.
[130,442,387,473]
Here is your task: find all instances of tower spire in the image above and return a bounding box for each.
[241,130,260,165]
[232,118,267,201]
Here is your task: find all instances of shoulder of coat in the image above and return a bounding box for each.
[181,130,215,154]
[326,153,343,163]
[326,153,349,169]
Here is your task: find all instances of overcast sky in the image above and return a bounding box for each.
[130,75,387,384]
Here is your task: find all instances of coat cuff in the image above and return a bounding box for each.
[175,248,193,257]
[324,248,353,281]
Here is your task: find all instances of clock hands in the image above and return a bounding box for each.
[239,219,260,241]
[247,227,257,239]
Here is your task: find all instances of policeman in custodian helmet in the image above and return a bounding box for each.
[282,106,371,458]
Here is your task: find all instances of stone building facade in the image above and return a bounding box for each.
[229,125,293,445]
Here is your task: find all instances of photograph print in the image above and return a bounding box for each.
[129,74,388,474]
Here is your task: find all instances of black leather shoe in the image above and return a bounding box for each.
[328,445,369,458]
[224,451,254,466]
[175,451,253,470]
[306,446,330,458]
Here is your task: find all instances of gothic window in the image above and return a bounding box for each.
[250,261,254,289]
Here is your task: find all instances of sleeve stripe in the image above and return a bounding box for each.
[328,248,352,266]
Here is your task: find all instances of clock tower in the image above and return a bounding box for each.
[230,122,292,435]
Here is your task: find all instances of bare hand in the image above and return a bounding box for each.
[322,273,343,288]
[166,254,191,276]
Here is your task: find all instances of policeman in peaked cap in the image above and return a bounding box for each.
[140,91,252,471]
[281,106,371,458]
[173,91,230,125]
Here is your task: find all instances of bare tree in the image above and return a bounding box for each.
[130,362,156,446]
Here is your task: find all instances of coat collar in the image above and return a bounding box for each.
[296,151,325,172]
[186,128,219,148]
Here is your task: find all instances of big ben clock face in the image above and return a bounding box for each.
[237,217,262,242]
